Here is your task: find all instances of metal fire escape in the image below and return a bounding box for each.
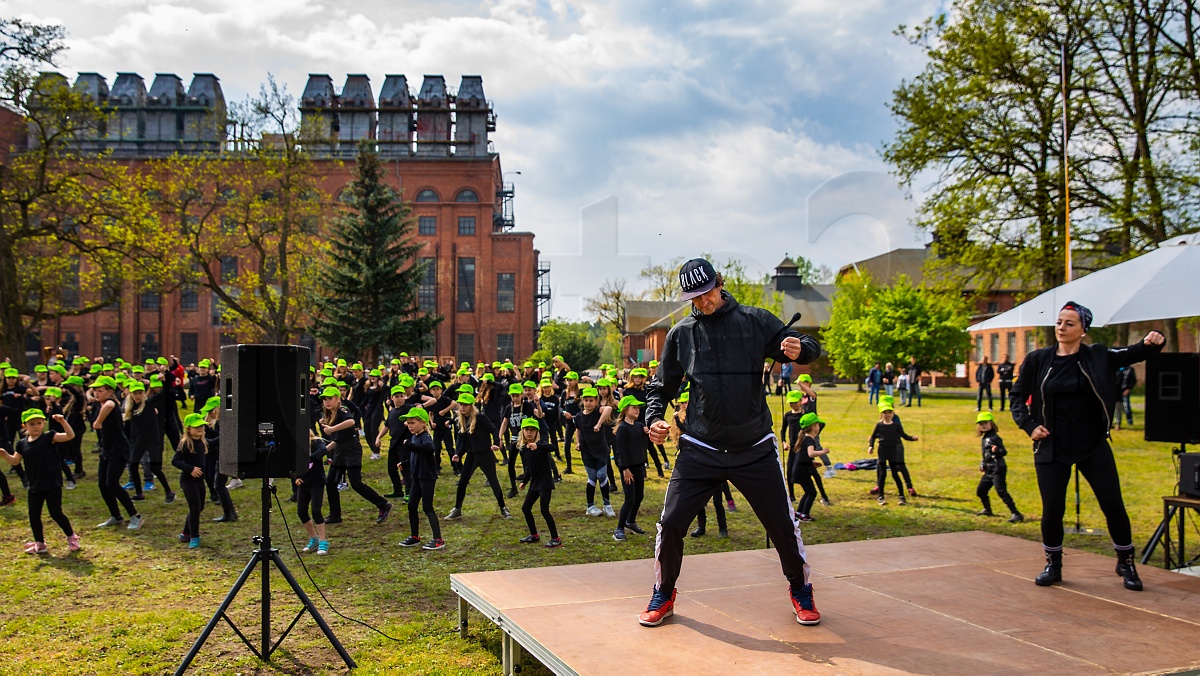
[494,183,515,232]
[536,260,551,326]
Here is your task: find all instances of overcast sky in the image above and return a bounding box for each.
[12,0,944,315]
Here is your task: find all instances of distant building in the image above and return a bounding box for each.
[13,71,547,365]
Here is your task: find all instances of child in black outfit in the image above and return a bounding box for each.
[780,391,804,502]
[1,408,78,554]
[868,402,918,505]
[397,407,444,550]
[517,418,560,547]
[974,412,1024,523]
[297,431,331,554]
[793,413,829,522]
[613,395,647,542]
[173,413,209,548]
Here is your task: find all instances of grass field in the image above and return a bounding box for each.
[0,386,1188,674]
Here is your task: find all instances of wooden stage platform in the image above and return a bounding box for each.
[450,531,1200,675]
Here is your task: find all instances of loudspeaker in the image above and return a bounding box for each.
[218,344,310,479]
[1144,353,1200,445]
[1181,453,1200,499]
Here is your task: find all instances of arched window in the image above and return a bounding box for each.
[455,188,479,203]
[337,188,355,205]
[415,189,440,202]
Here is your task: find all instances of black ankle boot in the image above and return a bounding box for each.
[1115,551,1143,591]
[1035,550,1062,586]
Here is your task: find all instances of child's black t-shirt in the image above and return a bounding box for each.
[17,433,61,492]
[574,409,610,459]
[795,436,818,467]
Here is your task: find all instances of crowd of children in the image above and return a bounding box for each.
[0,349,1036,559]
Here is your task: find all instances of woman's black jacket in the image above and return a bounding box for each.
[1009,340,1161,463]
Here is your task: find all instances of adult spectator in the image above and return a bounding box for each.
[777,362,794,396]
[975,357,995,411]
[882,362,896,397]
[1010,301,1163,591]
[642,258,823,628]
[1114,365,1136,430]
[996,355,1015,412]
[905,356,922,407]
[867,363,883,405]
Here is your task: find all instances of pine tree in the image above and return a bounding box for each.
[310,143,442,363]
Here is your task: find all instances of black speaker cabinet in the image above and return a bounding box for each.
[218,344,310,479]
[1144,353,1200,445]
[1181,453,1200,499]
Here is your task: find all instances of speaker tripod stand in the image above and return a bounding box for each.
[1140,443,1187,565]
[175,479,356,674]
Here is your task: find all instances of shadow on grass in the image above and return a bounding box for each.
[35,551,96,576]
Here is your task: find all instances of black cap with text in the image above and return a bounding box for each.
[679,258,718,301]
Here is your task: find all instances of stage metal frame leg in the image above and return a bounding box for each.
[1142,505,1179,565]
[501,632,522,675]
[459,597,469,639]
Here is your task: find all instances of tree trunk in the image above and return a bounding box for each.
[0,229,27,362]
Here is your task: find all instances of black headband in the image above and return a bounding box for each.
[1061,301,1093,332]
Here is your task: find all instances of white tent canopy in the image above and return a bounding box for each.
[970,232,1200,332]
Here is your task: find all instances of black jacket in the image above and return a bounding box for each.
[1010,340,1161,463]
[975,363,995,385]
[646,290,820,449]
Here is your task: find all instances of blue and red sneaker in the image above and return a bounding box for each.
[639,587,677,627]
[790,583,821,625]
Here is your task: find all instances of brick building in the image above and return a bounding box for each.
[15,71,548,366]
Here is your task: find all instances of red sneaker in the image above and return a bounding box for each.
[790,583,820,625]
[639,587,677,627]
[869,485,880,496]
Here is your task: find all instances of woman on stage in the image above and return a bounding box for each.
[1010,301,1163,591]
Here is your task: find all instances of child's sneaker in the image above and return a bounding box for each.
[96,516,123,528]
[122,481,135,490]
[627,522,646,535]
[178,533,190,542]
[877,495,886,505]
[422,538,445,551]
[165,491,176,504]
[24,541,47,555]
[127,515,144,530]
[65,480,76,490]
[869,485,880,495]
[302,538,318,552]
[0,494,14,507]
[820,498,832,506]
[602,504,615,517]
[586,505,602,516]
[824,468,837,478]
[399,536,422,547]
[613,528,626,541]
[797,514,814,522]
[317,541,329,556]
[188,537,200,549]
[520,533,541,543]
[908,487,918,497]
[727,499,737,512]
[144,481,155,492]
[67,533,81,552]
[899,496,908,506]
[544,537,562,548]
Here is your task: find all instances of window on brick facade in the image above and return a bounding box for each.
[418,216,436,235]
[496,334,514,362]
[181,285,199,311]
[457,257,475,312]
[220,256,238,283]
[455,189,478,202]
[497,273,515,312]
[139,292,160,310]
[457,334,475,364]
[415,189,439,202]
[418,258,437,311]
[458,216,476,236]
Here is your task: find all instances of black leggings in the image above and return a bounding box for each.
[28,488,73,543]
[977,466,1018,514]
[326,465,387,518]
[386,443,405,497]
[454,453,506,509]
[617,465,645,529]
[0,464,10,498]
[793,463,817,515]
[522,487,558,538]
[407,477,441,540]
[876,457,907,496]
[1036,445,1132,549]
[179,476,205,538]
[98,454,138,519]
[297,483,325,525]
[561,420,576,471]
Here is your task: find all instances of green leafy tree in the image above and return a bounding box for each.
[0,20,161,361]
[309,142,441,364]
[823,272,972,386]
[538,319,602,371]
[639,256,685,302]
[716,257,783,317]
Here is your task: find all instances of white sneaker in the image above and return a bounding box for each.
[127,515,144,530]
[586,505,602,516]
[370,453,381,461]
[96,516,123,528]
[66,480,77,490]
[226,478,243,490]
[603,504,616,517]
[824,468,837,478]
